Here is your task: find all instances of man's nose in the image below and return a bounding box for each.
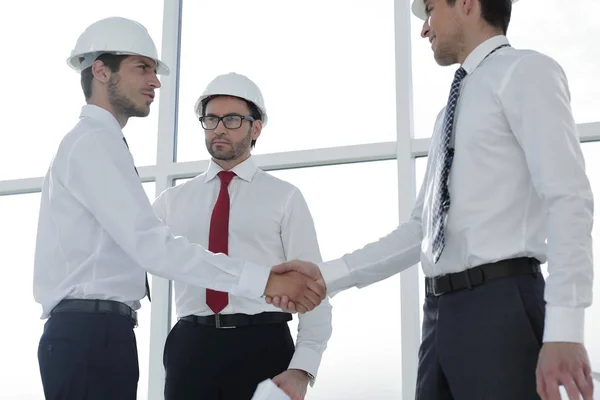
[214,119,227,135]
[149,72,161,89]
[421,19,430,38]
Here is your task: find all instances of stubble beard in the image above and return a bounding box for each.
[206,127,252,161]
[108,73,150,118]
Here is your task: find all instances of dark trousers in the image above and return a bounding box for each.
[38,312,139,400]
[164,319,295,400]
[416,270,546,399]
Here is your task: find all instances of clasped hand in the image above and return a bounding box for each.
[263,260,326,314]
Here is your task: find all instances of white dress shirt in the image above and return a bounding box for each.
[33,105,270,319]
[320,35,593,344]
[152,157,333,380]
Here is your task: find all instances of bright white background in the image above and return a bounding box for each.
[0,0,598,399]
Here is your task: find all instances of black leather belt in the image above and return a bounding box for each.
[51,299,138,327]
[180,311,292,329]
[425,257,541,297]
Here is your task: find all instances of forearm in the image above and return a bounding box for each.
[289,298,333,384]
[320,220,422,295]
[543,193,593,343]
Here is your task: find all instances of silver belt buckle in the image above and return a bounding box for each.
[215,314,235,329]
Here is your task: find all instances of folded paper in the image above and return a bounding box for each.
[251,379,291,400]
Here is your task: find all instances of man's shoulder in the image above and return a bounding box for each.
[254,169,303,197]
[504,46,543,58]
[156,172,206,202]
[51,119,115,172]
[59,119,103,147]
[500,47,563,75]
[493,48,567,96]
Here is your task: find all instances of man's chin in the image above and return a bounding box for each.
[209,150,235,161]
[130,106,150,118]
[214,155,236,162]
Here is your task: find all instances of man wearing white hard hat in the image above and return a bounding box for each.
[33,19,325,400]
[268,0,595,399]
[152,72,332,400]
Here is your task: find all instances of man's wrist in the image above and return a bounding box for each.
[543,306,585,343]
[288,368,311,382]
[238,262,271,299]
[318,258,353,297]
[263,271,281,297]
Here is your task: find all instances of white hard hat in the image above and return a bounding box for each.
[67,17,170,76]
[411,0,519,20]
[194,72,268,126]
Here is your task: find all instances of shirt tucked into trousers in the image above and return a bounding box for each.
[158,158,332,399]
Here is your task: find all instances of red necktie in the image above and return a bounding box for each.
[206,170,236,314]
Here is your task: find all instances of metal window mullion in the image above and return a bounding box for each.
[146,0,183,399]
[394,0,420,398]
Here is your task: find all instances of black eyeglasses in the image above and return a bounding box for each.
[199,114,255,130]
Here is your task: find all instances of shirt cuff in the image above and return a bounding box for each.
[318,258,354,297]
[543,306,585,343]
[288,346,322,387]
[232,261,270,299]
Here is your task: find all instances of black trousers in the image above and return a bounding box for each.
[38,312,139,400]
[164,319,295,400]
[416,270,546,399]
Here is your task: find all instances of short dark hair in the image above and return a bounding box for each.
[447,0,512,34]
[201,95,262,148]
[80,53,127,100]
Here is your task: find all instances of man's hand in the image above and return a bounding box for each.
[536,342,594,400]
[265,260,326,313]
[264,269,325,314]
[272,369,310,400]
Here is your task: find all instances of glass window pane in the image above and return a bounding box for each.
[170,178,192,328]
[0,0,164,180]
[176,0,396,162]
[1,193,45,398]
[0,182,154,399]
[270,160,401,398]
[415,157,427,324]
[137,182,156,400]
[411,0,599,138]
[582,143,600,375]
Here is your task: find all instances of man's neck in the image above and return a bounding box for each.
[457,28,504,65]
[87,98,128,128]
[213,153,251,171]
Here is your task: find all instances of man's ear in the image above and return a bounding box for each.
[91,60,111,84]
[460,0,478,17]
[251,120,263,142]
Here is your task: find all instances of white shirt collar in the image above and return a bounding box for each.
[462,35,510,74]
[204,156,258,183]
[79,104,123,138]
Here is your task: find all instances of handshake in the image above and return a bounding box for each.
[263,260,326,314]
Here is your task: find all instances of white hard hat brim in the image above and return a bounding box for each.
[67,51,170,76]
[411,0,519,21]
